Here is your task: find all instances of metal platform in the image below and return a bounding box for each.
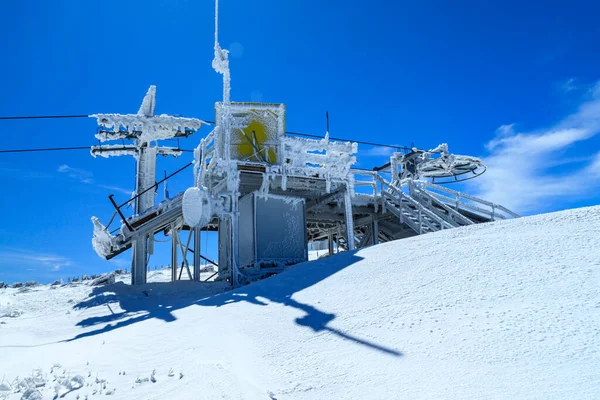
[88,3,518,286]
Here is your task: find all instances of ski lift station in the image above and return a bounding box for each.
[90,1,519,286]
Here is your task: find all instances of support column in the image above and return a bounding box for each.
[218,218,232,281]
[130,145,157,285]
[230,195,240,286]
[328,232,334,256]
[372,216,379,245]
[171,230,178,281]
[193,226,201,281]
[344,188,355,251]
[131,237,147,285]
[135,145,157,214]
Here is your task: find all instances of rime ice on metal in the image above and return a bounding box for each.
[87,0,517,286]
[89,86,203,284]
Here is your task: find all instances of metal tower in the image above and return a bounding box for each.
[90,86,204,284]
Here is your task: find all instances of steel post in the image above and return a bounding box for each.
[193,226,201,281]
[344,187,355,251]
[131,236,147,285]
[171,229,178,281]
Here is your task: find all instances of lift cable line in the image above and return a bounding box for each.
[0,146,92,154]
[0,114,90,120]
[0,146,195,154]
[0,140,405,154]
[0,113,411,152]
[114,161,194,210]
[285,131,411,151]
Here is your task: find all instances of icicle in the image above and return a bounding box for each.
[258,172,270,198]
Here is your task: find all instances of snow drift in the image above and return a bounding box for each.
[1,206,599,399]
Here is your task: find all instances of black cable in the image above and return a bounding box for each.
[1,113,407,151]
[285,131,410,151]
[0,146,197,154]
[0,114,90,120]
[0,146,91,153]
[116,162,194,209]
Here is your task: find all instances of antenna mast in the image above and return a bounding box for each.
[212,0,231,103]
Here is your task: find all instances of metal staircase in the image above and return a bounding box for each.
[381,182,454,234]
[94,194,186,260]
[344,172,519,247]
[414,180,519,222]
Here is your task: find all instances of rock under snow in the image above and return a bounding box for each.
[90,273,116,287]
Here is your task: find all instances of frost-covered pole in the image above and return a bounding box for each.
[230,195,240,285]
[135,150,157,214]
[135,85,158,215]
[193,226,201,281]
[372,216,379,245]
[213,0,239,286]
[328,232,334,256]
[213,0,231,103]
[344,184,355,251]
[91,85,203,285]
[130,87,158,285]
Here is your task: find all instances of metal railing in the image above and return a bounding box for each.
[416,181,520,220]
[350,169,520,235]
[103,162,194,234]
[408,182,474,226]
[382,179,454,233]
[351,171,454,234]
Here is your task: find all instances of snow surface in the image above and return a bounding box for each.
[1,206,599,399]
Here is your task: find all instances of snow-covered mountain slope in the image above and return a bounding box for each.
[1,206,599,399]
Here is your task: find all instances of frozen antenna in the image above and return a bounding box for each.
[212,0,231,103]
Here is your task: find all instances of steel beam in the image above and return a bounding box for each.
[231,195,240,285]
[171,229,178,281]
[372,216,379,245]
[131,236,147,285]
[193,226,201,281]
[344,188,355,251]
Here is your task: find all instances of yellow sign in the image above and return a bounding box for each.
[235,119,277,163]
[216,102,285,164]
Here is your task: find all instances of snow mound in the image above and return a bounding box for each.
[0,206,599,399]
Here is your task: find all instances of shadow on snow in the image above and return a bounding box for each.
[68,251,402,357]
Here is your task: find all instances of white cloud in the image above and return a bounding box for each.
[58,164,130,194]
[469,83,600,214]
[589,153,600,175]
[0,248,73,271]
[361,145,402,158]
[57,164,94,184]
[98,184,132,196]
[560,78,577,93]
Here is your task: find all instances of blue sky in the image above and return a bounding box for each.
[1,0,599,284]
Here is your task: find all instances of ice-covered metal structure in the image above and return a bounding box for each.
[89,0,518,285]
